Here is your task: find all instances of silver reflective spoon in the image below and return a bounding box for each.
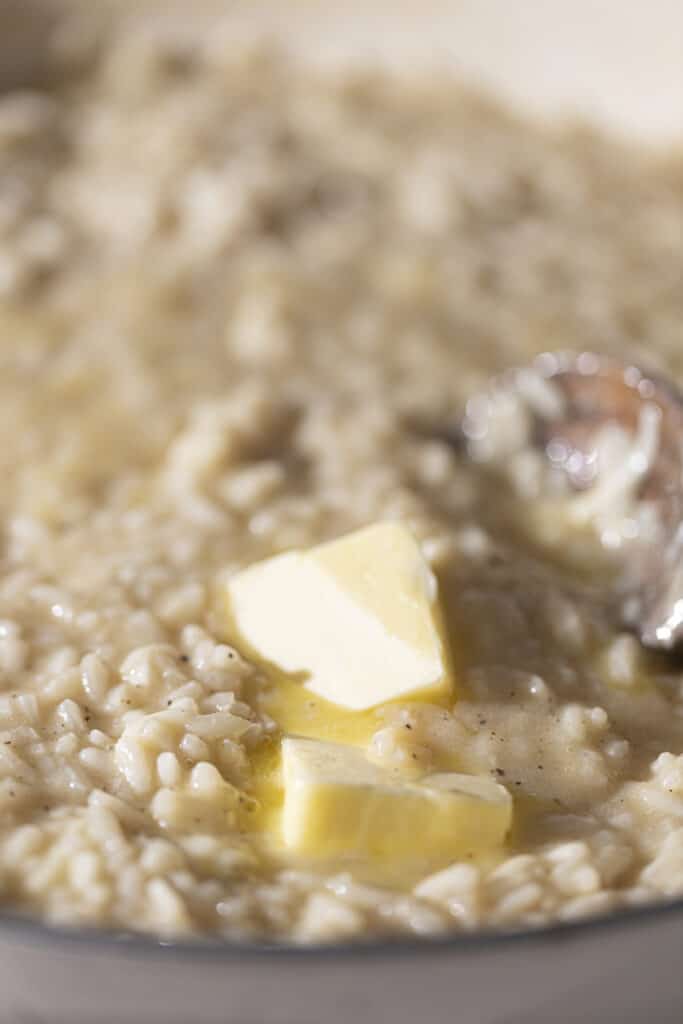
[460,351,683,652]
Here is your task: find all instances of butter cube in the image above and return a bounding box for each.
[281,737,512,861]
[224,522,453,711]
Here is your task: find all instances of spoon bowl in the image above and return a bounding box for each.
[461,351,683,651]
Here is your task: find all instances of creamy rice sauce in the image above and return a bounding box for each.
[0,11,682,942]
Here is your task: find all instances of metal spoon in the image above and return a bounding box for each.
[459,351,683,652]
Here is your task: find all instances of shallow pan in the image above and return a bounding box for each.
[0,3,681,1022]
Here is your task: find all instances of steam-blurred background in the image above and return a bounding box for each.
[2,1,682,144]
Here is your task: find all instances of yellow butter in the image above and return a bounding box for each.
[224,522,454,711]
[281,737,512,862]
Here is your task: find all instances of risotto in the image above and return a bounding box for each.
[0,7,682,943]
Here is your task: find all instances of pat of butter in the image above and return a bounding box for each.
[281,737,512,861]
[225,522,453,711]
